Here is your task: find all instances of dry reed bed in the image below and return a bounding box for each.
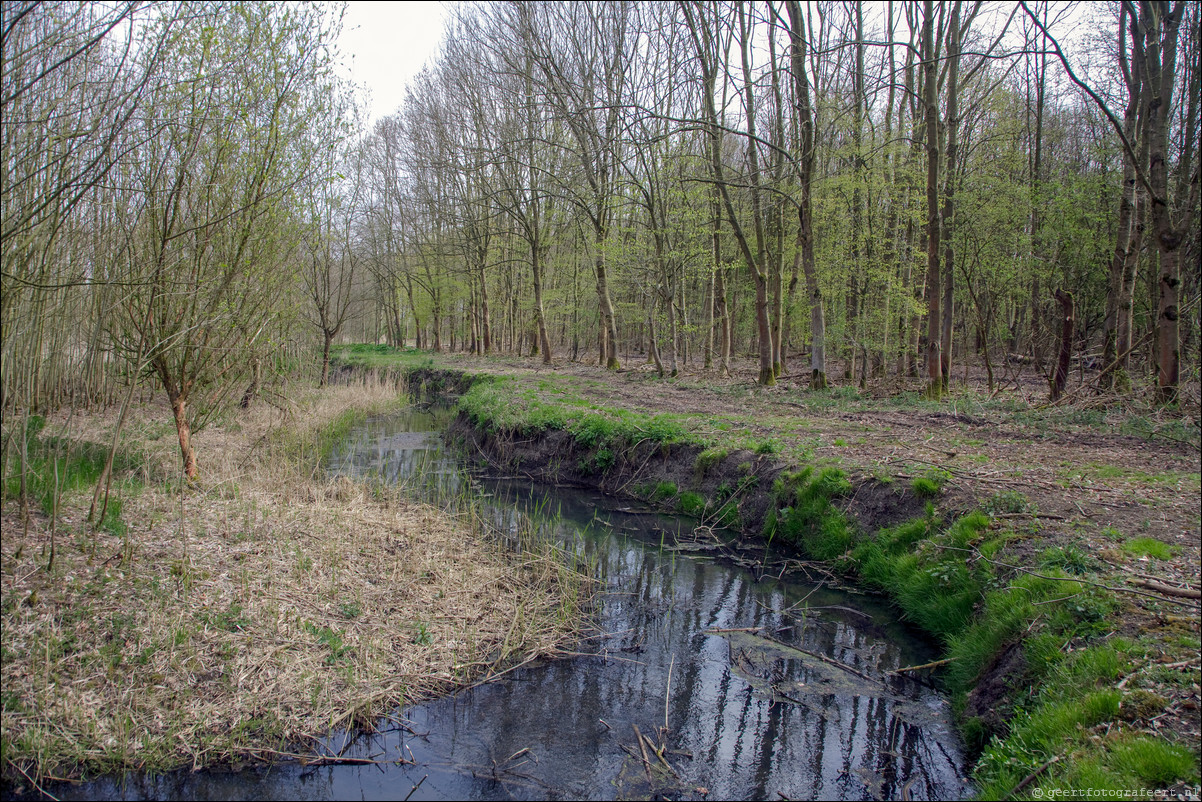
[1,378,586,784]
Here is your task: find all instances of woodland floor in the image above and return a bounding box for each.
[420,347,1202,756]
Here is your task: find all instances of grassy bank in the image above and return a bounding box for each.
[1,373,588,791]
[391,353,1199,800]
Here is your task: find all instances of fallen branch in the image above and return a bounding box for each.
[1003,754,1060,800]
[641,733,679,778]
[633,724,654,784]
[1129,579,1202,600]
[889,657,955,675]
[403,774,428,802]
[931,544,1201,609]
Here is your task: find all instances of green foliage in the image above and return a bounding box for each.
[330,343,414,368]
[1109,737,1199,786]
[967,639,1200,798]
[1122,536,1175,560]
[854,511,990,641]
[910,476,941,497]
[943,573,1062,697]
[650,481,678,502]
[411,619,433,647]
[983,489,1032,515]
[302,620,350,665]
[753,438,779,455]
[694,447,728,477]
[2,422,141,534]
[1039,545,1097,575]
[677,491,706,517]
[911,467,951,498]
[764,468,854,560]
[593,447,615,473]
[201,602,251,633]
[458,379,699,454]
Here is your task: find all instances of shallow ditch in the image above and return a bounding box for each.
[46,400,970,801]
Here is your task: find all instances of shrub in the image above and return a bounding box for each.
[983,489,1032,515]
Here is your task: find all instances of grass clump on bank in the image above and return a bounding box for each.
[1,374,589,788]
[459,377,700,466]
[762,467,854,560]
[328,343,427,371]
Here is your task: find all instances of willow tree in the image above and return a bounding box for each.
[0,2,181,412]
[112,3,345,480]
[304,145,364,387]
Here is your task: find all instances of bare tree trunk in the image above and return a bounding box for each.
[532,243,552,364]
[940,2,962,393]
[922,0,943,399]
[786,0,827,389]
[647,297,665,378]
[164,382,197,482]
[594,230,619,370]
[1050,289,1073,401]
[1141,0,1189,403]
[320,332,331,386]
[479,266,492,354]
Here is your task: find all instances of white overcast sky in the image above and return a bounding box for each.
[337,1,452,127]
[332,1,1099,128]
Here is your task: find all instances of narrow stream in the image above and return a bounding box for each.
[52,402,970,801]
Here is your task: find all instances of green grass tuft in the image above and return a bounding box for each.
[1122,536,1175,560]
[677,491,706,517]
[650,481,678,502]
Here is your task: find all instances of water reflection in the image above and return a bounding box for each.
[52,403,969,801]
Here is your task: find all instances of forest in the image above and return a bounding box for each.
[2,2,1201,797]
[2,0,1199,479]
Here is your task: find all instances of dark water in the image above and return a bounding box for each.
[47,404,969,801]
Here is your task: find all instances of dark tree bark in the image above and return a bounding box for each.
[922,0,943,399]
[1050,289,1074,402]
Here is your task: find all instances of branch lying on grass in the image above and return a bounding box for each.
[934,543,1202,609]
[1130,579,1202,600]
[1002,754,1060,800]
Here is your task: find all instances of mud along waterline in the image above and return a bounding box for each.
[50,402,969,801]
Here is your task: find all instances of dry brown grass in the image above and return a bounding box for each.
[1,375,587,784]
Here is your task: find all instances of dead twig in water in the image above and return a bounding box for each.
[641,733,679,778]
[664,653,674,732]
[633,724,654,784]
[889,657,955,675]
[403,774,428,801]
[709,628,882,685]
